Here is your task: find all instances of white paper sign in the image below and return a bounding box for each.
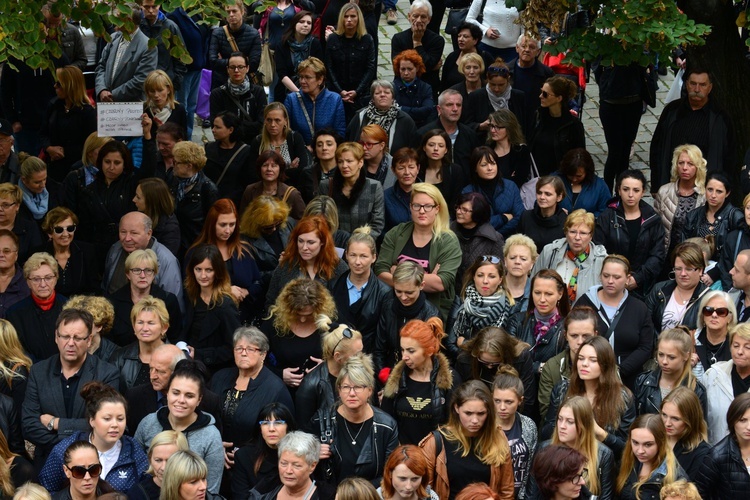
[97,102,144,137]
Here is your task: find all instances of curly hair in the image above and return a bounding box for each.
[268,278,336,334]
[393,49,427,78]
[63,295,115,334]
[172,141,207,171]
[239,195,290,239]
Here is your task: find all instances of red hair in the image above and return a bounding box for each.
[381,445,429,499]
[190,198,248,259]
[280,215,339,279]
[400,317,444,357]
[393,49,427,77]
[455,483,502,500]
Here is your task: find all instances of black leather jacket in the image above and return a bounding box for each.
[310,405,398,486]
[695,434,750,499]
[645,280,709,332]
[324,33,377,98]
[109,342,144,392]
[167,171,219,254]
[294,361,336,431]
[633,368,708,417]
[506,311,566,373]
[680,201,743,259]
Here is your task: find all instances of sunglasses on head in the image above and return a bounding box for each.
[53,224,77,234]
[481,255,501,264]
[702,306,730,317]
[331,327,353,354]
[65,463,102,479]
[487,66,510,78]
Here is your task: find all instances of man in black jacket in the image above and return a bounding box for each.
[21,309,120,468]
[140,0,187,90]
[416,89,480,172]
[510,34,554,113]
[124,344,222,435]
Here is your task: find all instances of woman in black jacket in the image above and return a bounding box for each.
[324,3,377,122]
[274,11,323,104]
[487,109,532,188]
[695,393,750,499]
[166,142,219,257]
[41,207,98,297]
[634,328,708,418]
[680,172,743,285]
[450,192,505,296]
[294,319,364,430]
[574,255,655,390]
[144,70,187,138]
[506,269,570,374]
[110,296,170,392]
[518,175,567,251]
[182,245,241,373]
[594,170,666,298]
[209,327,293,453]
[328,227,391,352]
[661,387,711,481]
[204,112,255,204]
[529,76,585,176]
[133,178,180,257]
[381,318,456,445]
[373,261,440,374]
[718,193,750,290]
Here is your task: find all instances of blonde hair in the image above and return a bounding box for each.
[63,295,115,334]
[159,450,207,500]
[172,142,207,171]
[0,184,22,204]
[12,483,51,500]
[336,352,375,390]
[411,183,451,240]
[125,248,160,275]
[730,322,750,343]
[659,479,701,500]
[268,279,337,334]
[144,70,176,109]
[335,3,367,38]
[346,225,376,256]
[130,296,170,333]
[259,103,290,154]
[81,132,113,167]
[317,315,363,360]
[240,195,290,239]
[22,252,58,279]
[0,320,32,388]
[458,52,485,74]
[146,430,189,476]
[670,144,707,195]
[551,396,601,495]
[563,209,595,233]
[503,234,539,262]
[56,66,90,109]
[696,290,737,330]
[657,328,700,391]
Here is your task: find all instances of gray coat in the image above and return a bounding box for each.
[95,29,158,102]
[320,177,385,239]
[532,238,608,295]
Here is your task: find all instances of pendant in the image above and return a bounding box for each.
[351,440,356,445]
[711,356,717,364]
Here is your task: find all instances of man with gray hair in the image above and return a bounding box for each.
[416,89,480,170]
[124,344,222,435]
[101,211,183,308]
[509,33,554,112]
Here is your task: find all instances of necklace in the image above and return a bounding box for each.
[342,418,365,445]
[674,288,691,305]
[706,337,727,365]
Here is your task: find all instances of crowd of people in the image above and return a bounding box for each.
[0,0,749,499]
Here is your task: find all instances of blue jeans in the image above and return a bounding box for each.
[382,0,397,12]
[177,69,202,139]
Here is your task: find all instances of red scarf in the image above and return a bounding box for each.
[33,291,56,311]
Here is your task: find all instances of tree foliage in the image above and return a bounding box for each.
[511,0,711,67]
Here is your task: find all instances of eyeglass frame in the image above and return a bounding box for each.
[129,268,155,276]
[57,333,91,344]
[702,306,730,317]
[569,468,588,485]
[28,275,56,284]
[53,224,77,234]
[410,203,437,213]
[486,66,511,78]
[331,327,353,355]
[234,345,263,354]
[65,463,103,479]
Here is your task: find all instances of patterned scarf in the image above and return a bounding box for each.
[454,284,511,337]
[364,100,401,133]
[533,309,562,343]
[486,83,512,111]
[175,173,199,202]
[565,246,590,303]
[289,36,314,69]
[228,76,251,96]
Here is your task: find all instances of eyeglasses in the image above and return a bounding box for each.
[261,222,282,232]
[331,328,353,354]
[541,90,557,98]
[359,141,383,149]
[673,267,699,274]
[570,468,588,485]
[339,385,368,394]
[228,65,247,71]
[489,124,506,130]
[455,206,473,214]
[234,346,263,354]
[0,248,17,256]
[487,66,510,78]
[65,464,102,479]
[129,268,155,276]
[410,203,437,212]
[53,224,77,234]
[259,419,287,427]
[57,333,91,344]
[481,255,501,264]
[476,357,502,370]
[703,306,730,317]
[0,202,16,211]
[29,275,55,284]
[567,230,591,238]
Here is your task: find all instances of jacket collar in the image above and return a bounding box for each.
[383,352,453,397]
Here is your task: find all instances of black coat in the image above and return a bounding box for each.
[0,392,24,456]
[231,445,280,499]
[107,284,183,346]
[449,221,505,296]
[166,171,220,256]
[529,108,586,175]
[517,206,566,252]
[574,292,655,390]
[208,23,262,86]
[43,240,98,297]
[295,361,336,431]
[618,461,687,500]
[633,368,708,417]
[328,271,392,353]
[6,295,67,363]
[462,88,530,140]
[674,439,711,482]
[325,33,377,99]
[209,366,294,446]
[645,280,708,332]
[203,141,256,203]
[152,214,181,257]
[208,84,267,144]
[594,199,666,296]
[506,311,565,373]
[109,342,148,392]
[373,295,440,374]
[12,215,43,266]
[39,99,97,182]
[273,36,324,104]
[123,382,223,437]
[416,119,480,172]
[718,226,750,290]
[391,29,445,98]
[695,434,750,499]
[181,296,241,372]
[680,201,744,263]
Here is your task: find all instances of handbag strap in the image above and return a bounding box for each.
[281,185,296,203]
[529,151,540,179]
[216,143,248,186]
[295,92,315,136]
[224,87,254,122]
[223,25,239,52]
[476,0,489,24]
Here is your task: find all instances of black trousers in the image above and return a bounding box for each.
[599,99,643,190]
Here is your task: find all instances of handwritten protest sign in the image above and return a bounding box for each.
[97,102,143,136]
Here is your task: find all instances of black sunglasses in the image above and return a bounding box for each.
[487,66,510,78]
[702,306,730,317]
[332,327,353,353]
[540,90,557,99]
[65,463,102,479]
[53,224,77,234]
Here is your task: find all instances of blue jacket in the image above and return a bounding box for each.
[462,179,525,236]
[393,78,436,128]
[40,432,148,493]
[166,8,211,70]
[284,89,346,144]
[557,173,611,216]
[384,184,412,233]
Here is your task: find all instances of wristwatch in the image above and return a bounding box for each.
[46,418,55,431]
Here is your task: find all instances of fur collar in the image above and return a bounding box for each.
[383,352,452,398]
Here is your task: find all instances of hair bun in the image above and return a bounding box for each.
[315,314,333,332]
[352,225,372,236]
[426,317,445,340]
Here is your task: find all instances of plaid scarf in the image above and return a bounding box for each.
[565,247,589,303]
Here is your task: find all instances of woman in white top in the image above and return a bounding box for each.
[466,0,522,62]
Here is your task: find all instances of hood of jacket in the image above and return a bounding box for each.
[155,406,214,433]
[581,285,629,310]
[383,352,453,398]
